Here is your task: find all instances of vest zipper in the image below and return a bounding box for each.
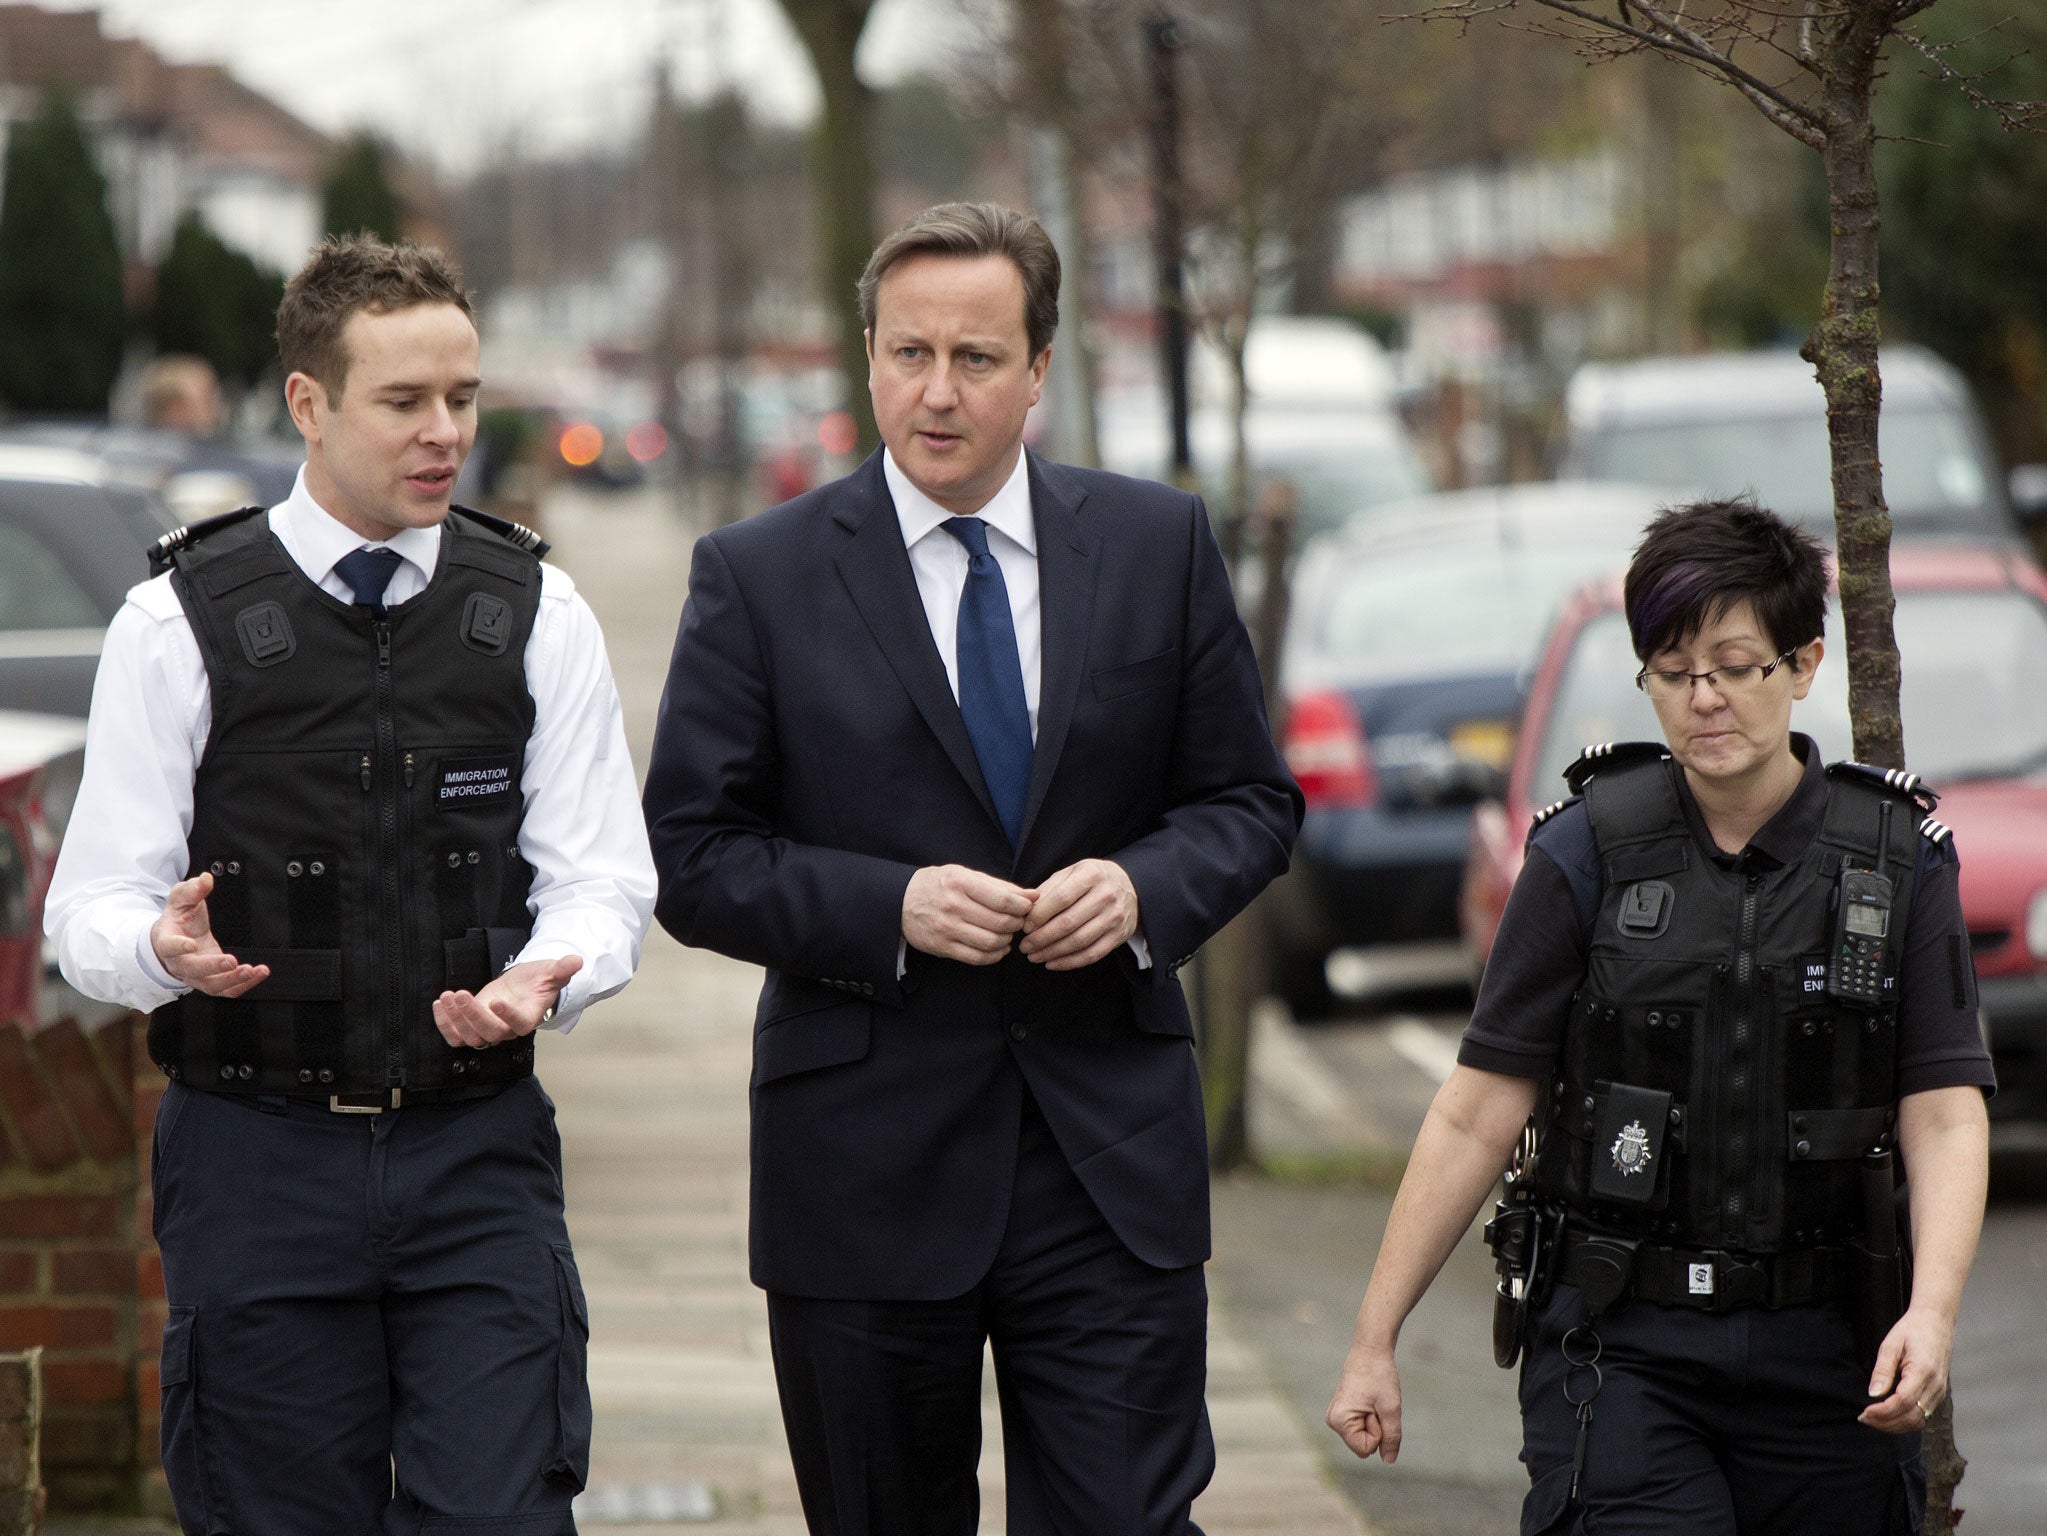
[1725,869,1763,1242]
[375,620,406,1089]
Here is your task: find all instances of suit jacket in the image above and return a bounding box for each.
[642,449,1302,1298]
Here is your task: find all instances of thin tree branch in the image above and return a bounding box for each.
[1523,0,1829,142]
[1797,1,1820,69]
[1897,26,2047,131]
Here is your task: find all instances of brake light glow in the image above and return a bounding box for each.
[1283,691,1377,808]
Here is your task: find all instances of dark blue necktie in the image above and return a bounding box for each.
[941,516,1033,846]
[334,547,404,616]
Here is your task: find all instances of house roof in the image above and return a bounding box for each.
[0,3,331,183]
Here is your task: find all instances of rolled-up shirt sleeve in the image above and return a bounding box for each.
[45,585,211,1012]
[513,566,656,1031]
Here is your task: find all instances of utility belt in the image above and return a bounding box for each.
[194,1077,525,1115]
[1553,1228,1855,1314]
[160,1039,535,1111]
[1488,1193,1907,1369]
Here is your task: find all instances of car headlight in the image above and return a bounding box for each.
[2025,888,2047,960]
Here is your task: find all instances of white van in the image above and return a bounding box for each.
[1558,346,2041,539]
[1097,317,1434,540]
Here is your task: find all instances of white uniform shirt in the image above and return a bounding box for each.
[883,447,1148,967]
[44,470,656,1031]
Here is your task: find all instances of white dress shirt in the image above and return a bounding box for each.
[883,447,1147,967]
[44,469,656,1031]
[886,446,1042,739]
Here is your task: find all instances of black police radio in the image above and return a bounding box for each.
[1827,800,1896,1006]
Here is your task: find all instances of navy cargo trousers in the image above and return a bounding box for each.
[151,1075,591,1535]
[1518,1281,1925,1535]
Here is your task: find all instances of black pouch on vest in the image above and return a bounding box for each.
[1589,1083,1673,1205]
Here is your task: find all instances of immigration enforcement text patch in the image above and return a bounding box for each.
[436,755,518,810]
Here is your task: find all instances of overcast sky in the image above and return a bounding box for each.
[43,0,989,175]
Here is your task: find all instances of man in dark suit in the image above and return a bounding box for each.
[642,202,1301,1536]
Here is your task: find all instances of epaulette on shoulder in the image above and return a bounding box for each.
[1562,740,1667,795]
[1826,760,1940,812]
[1529,794,1582,833]
[451,504,550,558]
[1919,816,1953,848]
[147,505,265,577]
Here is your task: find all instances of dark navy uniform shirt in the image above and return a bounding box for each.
[1460,735,1997,1099]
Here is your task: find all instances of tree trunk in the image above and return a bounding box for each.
[778,0,880,453]
[1802,43,1903,773]
[1805,23,1962,1530]
[1017,0,1102,467]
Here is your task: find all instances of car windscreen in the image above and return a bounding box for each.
[1305,540,1629,684]
[1582,407,1999,530]
[1532,589,2047,795]
[0,515,107,631]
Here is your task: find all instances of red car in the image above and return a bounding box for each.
[0,711,87,1029]
[1462,544,2047,1121]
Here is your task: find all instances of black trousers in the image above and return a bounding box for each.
[765,1095,1214,1536]
[152,1076,591,1536]
[1518,1281,1925,1536]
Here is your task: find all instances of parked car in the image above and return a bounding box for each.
[1558,346,2047,539]
[0,446,176,718]
[1266,482,1675,1014]
[0,420,300,520]
[1098,317,1434,541]
[1463,543,2047,1120]
[0,710,87,1029]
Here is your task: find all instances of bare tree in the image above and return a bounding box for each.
[1173,0,1396,541]
[1412,0,2038,769]
[1410,3,2042,1526]
[776,0,882,451]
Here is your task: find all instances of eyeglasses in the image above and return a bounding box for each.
[1635,651,1797,699]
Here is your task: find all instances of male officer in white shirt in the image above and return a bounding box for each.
[46,235,655,1533]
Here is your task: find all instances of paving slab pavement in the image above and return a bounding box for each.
[540,485,1370,1534]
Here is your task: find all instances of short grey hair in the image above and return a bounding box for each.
[857,202,1061,360]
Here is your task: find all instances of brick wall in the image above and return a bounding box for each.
[0,1347,44,1535]
[0,1012,155,1513]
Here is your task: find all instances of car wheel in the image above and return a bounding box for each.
[1270,945,1337,1021]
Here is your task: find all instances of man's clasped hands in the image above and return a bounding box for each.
[902,859,1140,972]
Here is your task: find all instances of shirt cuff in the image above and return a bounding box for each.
[512,936,588,1032]
[135,922,188,997]
[897,938,908,980]
[1128,933,1152,970]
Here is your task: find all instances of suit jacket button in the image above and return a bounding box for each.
[1009,1022,1028,1042]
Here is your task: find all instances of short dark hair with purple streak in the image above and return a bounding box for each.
[1623,497,1830,669]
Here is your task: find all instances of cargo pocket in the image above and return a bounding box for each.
[543,1243,592,1491]
[159,1305,221,1534]
[1891,1451,1928,1535]
[149,1086,191,1241]
[1520,1462,1580,1535]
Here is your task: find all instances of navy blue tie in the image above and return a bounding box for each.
[941,516,1033,846]
[335,547,404,616]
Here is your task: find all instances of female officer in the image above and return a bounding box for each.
[1323,499,1991,1534]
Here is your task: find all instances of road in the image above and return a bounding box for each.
[1242,997,2047,1536]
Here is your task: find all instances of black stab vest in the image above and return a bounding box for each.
[1533,749,1923,1254]
[147,508,543,1100]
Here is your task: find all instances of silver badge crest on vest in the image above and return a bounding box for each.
[1610,1120,1653,1177]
